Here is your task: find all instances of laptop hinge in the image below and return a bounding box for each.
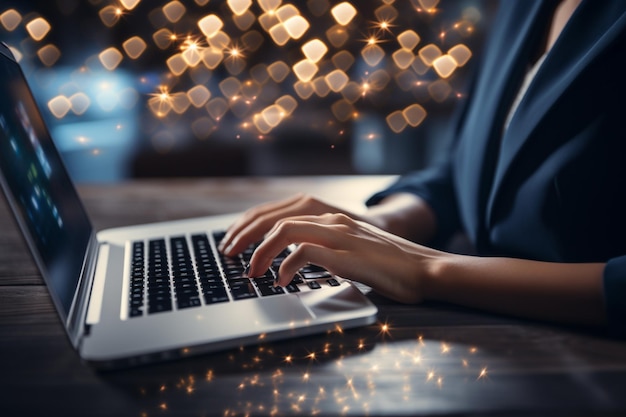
[65,233,100,348]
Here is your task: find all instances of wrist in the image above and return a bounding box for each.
[421,252,459,302]
[364,193,437,243]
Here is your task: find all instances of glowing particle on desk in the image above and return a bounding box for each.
[331,2,357,26]
[26,17,51,41]
[0,9,22,31]
[198,14,223,39]
[477,367,488,380]
[122,36,147,59]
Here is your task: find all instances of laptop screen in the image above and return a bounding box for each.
[0,46,93,320]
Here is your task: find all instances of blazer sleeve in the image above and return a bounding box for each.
[604,256,626,337]
[365,158,462,248]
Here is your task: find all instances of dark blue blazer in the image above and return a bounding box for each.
[368,0,626,334]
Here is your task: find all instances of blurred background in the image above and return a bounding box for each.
[1,0,497,182]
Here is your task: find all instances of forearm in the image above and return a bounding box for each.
[362,193,437,244]
[425,254,607,327]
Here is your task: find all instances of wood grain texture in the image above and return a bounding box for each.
[1,177,626,416]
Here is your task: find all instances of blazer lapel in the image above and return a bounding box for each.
[454,1,553,244]
[487,1,626,224]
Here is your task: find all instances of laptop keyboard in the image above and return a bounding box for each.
[128,231,339,318]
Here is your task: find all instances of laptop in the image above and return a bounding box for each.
[0,42,377,369]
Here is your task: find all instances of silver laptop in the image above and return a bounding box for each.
[0,43,377,368]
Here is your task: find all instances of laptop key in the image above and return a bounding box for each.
[254,277,285,296]
[327,278,340,287]
[230,279,258,300]
[177,295,201,309]
[302,271,332,280]
[203,288,229,304]
[148,301,172,314]
[307,281,322,290]
[285,283,300,293]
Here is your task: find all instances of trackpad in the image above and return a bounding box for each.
[251,296,315,324]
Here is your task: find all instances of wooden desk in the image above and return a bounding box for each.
[2,176,626,416]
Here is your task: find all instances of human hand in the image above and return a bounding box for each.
[218,194,368,257]
[247,213,447,304]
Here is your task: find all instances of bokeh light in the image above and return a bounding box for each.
[1,0,484,178]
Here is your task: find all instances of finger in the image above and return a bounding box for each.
[219,194,304,253]
[276,243,345,286]
[265,212,353,237]
[247,219,350,277]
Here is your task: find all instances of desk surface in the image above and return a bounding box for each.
[2,176,626,416]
